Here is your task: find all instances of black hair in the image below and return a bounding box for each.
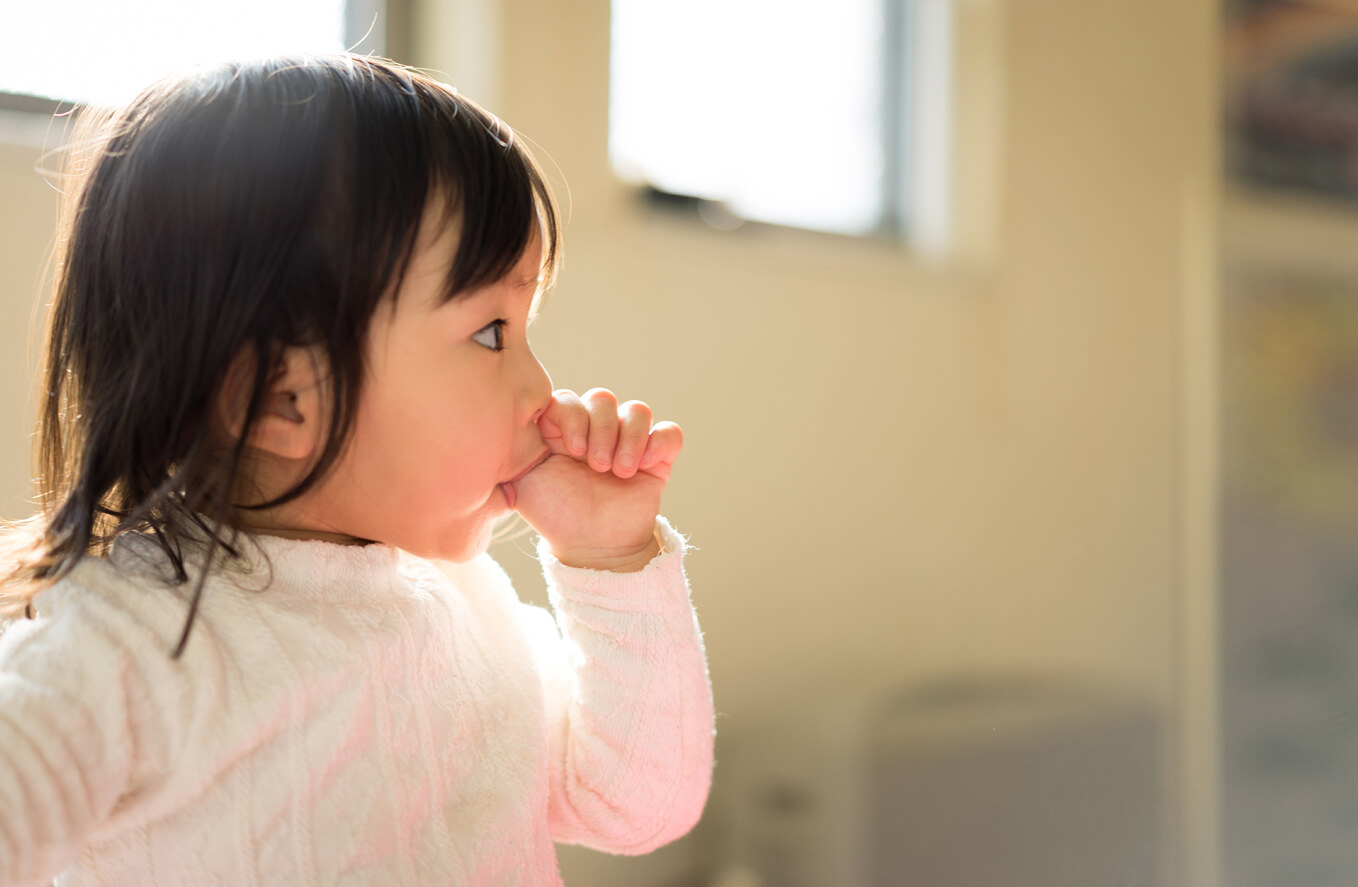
[1,54,560,655]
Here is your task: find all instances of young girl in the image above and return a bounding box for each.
[0,54,713,886]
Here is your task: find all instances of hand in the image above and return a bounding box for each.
[511,388,683,572]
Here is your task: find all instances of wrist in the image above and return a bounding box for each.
[550,531,662,573]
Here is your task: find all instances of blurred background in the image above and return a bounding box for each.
[3,0,1354,884]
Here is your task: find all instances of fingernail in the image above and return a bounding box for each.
[593,450,611,467]
[617,454,636,471]
[570,435,586,454]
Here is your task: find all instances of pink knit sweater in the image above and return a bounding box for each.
[0,517,713,886]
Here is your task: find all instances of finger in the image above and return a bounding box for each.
[638,420,683,477]
[582,387,620,472]
[611,400,654,479]
[539,389,588,457]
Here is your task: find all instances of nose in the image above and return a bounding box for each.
[523,349,553,425]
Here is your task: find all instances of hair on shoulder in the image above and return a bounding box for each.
[0,54,561,654]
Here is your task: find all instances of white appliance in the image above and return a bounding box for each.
[710,676,1160,887]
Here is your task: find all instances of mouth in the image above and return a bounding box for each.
[499,448,552,509]
[505,448,552,486]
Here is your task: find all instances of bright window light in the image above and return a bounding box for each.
[0,0,348,108]
[611,0,897,237]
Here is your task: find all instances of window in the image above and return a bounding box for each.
[0,0,403,110]
[609,0,954,243]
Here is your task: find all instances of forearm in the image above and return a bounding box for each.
[539,517,715,853]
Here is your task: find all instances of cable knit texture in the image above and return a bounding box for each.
[0,516,713,886]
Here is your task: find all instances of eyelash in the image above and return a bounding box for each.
[472,319,507,352]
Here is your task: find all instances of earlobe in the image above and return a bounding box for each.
[216,346,324,463]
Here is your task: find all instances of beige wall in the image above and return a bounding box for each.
[459,0,1221,881]
[0,124,60,518]
[452,0,1220,706]
[0,0,1221,883]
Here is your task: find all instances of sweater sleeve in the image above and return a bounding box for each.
[530,516,714,855]
[0,601,132,884]
[0,570,189,887]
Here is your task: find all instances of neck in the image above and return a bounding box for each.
[232,505,373,546]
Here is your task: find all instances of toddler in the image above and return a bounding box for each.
[0,54,713,886]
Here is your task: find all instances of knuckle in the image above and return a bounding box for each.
[620,399,653,420]
[583,387,618,406]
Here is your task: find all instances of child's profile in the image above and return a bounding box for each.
[0,54,713,886]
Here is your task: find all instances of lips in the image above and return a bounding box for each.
[499,449,552,509]
[506,449,552,485]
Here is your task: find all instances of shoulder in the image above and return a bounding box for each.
[0,554,199,757]
[432,551,515,598]
[4,550,194,667]
[425,552,554,639]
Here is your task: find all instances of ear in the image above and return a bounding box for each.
[217,345,325,462]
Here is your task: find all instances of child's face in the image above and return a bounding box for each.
[300,204,554,561]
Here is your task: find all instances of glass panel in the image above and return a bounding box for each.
[610,0,889,235]
[0,0,346,108]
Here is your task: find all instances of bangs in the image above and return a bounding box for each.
[335,60,561,308]
[427,105,559,302]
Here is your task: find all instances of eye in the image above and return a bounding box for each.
[472,319,506,352]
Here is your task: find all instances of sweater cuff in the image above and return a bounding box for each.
[537,516,689,605]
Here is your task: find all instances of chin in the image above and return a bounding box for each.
[422,523,495,564]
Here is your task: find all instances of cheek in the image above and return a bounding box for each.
[399,401,516,493]
[352,353,519,491]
